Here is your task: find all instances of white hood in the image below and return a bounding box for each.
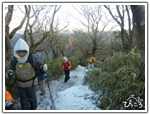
[14,38,29,63]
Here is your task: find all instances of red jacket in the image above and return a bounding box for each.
[60,59,72,70]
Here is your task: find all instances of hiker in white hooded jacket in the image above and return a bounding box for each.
[6,38,48,110]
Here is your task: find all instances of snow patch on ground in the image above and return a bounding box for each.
[53,86,100,110]
[36,65,101,110]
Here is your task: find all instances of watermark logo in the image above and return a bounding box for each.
[123,95,143,108]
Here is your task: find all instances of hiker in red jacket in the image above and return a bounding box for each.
[59,57,72,83]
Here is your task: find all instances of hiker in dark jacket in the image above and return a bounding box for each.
[59,57,72,83]
[6,38,48,110]
[101,58,106,62]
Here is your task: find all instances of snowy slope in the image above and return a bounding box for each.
[36,65,101,111]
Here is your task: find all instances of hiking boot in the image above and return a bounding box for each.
[64,81,67,83]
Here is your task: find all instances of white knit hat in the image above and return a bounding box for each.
[63,57,67,62]
[14,38,29,63]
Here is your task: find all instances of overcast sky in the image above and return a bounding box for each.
[6,3,115,33]
[4,2,147,33]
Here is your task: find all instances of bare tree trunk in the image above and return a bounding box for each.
[5,5,14,60]
[59,46,65,56]
[92,42,96,57]
[5,34,12,60]
[131,5,145,62]
[5,5,27,60]
[104,5,134,52]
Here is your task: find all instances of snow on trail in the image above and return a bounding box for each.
[36,65,101,110]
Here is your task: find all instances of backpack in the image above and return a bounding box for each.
[36,68,47,82]
[12,53,43,86]
[64,59,71,70]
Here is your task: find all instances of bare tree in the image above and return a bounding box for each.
[5,5,27,60]
[44,5,69,59]
[46,32,60,59]
[131,5,145,62]
[104,5,135,52]
[22,5,58,53]
[71,30,91,58]
[26,5,71,59]
[73,5,111,57]
[110,31,123,50]
[58,36,67,57]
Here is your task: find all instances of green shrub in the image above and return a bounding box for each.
[79,57,88,66]
[43,56,80,80]
[94,61,102,68]
[69,56,80,70]
[43,56,64,80]
[84,46,145,110]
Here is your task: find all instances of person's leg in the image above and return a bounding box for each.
[88,63,90,69]
[39,80,46,95]
[64,70,67,83]
[65,70,70,82]
[92,63,94,68]
[17,87,29,110]
[27,85,37,110]
[67,70,70,81]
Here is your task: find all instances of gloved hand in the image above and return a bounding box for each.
[89,62,93,64]
[68,66,71,69]
[59,65,61,67]
[40,64,48,71]
[6,70,14,79]
[5,101,21,110]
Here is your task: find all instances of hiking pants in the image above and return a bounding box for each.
[88,63,94,69]
[64,70,70,82]
[17,85,37,110]
[39,80,46,94]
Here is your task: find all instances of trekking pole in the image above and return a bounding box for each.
[9,78,11,94]
[48,83,53,100]
[47,81,54,110]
